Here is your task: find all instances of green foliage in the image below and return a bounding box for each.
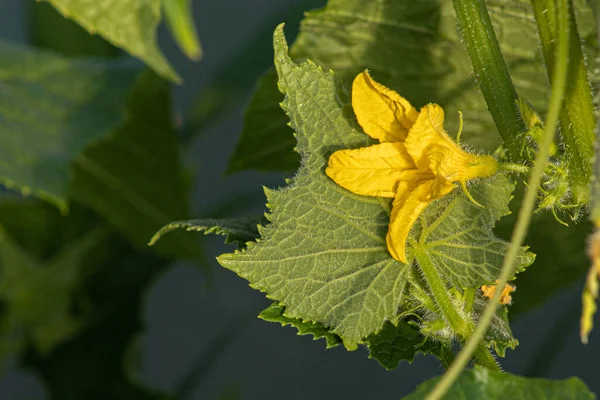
[532,0,596,204]
[42,0,180,81]
[0,42,139,208]
[411,176,533,289]
[259,303,342,348]
[0,0,597,397]
[150,217,262,248]
[229,0,550,173]
[22,238,173,400]
[402,367,595,400]
[0,197,171,399]
[218,26,531,354]
[0,224,107,364]
[365,320,454,370]
[70,71,205,266]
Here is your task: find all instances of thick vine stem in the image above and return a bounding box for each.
[426,0,571,398]
[531,0,595,205]
[451,0,527,159]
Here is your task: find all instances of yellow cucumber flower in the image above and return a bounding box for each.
[326,71,498,263]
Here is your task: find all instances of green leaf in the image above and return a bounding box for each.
[0,42,140,209]
[218,26,531,351]
[42,0,179,82]
[0,220,108,365]
[365,320,454,370]
[412,176,534,289]
[150,217,262,248]
[473,296,518,357]
[259,303,342,348]
[70,71,204,267]
[401,366,595,400]
[229,0,550,172]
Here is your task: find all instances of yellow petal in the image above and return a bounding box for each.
[326,142,422,198]
[405,104,498,182]
[386,178,454,263]
[404,104,456,170]
[352,71,419,143]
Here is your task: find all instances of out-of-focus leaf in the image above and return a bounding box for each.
[22,233,173,400]
[227,70,299,172]
[150,217,261,248]
[42,0,179,81]
[161,0,202,61]
[70,71,205,267]
[228,0,549,173]
[0,42,140,209]
[401,366,595,400]
[0,197,173,398]
[29,0,118,57]
[0,223,108,365]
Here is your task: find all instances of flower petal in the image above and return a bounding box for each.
[326,142,423,198]
[405,104,498,182]
[386,178,455,263]
[404,104,458,170]
[352,71,419,143]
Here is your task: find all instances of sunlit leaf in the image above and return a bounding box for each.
[218,26,531,351]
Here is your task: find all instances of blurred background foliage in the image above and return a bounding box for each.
[0,0,596,399]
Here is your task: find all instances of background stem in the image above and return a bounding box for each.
[451,0,527,158]
[531,0,595,205]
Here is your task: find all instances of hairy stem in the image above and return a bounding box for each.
[426,0,570,398]
[414,248,499,371]
[531,0,595,205]
[451,0,527,158]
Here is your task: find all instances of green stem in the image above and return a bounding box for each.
[589,0,600,224]
[499,163,530,174]
[414,249,499,371]
[451,0,527,158]
[463,288,476,315]
[426,0,570,398]
[531,0,595,205]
